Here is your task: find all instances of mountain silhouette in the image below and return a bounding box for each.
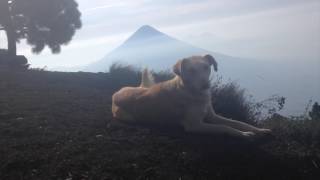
[123,25,168,45]
[84,25,236,72]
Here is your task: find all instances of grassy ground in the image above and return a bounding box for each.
[0,70,319,180]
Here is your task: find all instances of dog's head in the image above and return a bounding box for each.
[173,54,218,92]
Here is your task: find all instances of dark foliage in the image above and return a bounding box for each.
[211,78,286,125]
[211,79,255,124]
[109,63,174,88]
[309,102,320,120]
[0,0,81,54]
[263,114,320,151]
[109,63,141,87]
[253,95,286,120]
[0,52,29,70]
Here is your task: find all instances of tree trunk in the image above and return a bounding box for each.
[1,0,16,56]
[5,23,16,56]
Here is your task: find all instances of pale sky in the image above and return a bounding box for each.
[1,0,319,69]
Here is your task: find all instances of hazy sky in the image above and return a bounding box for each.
[1,0,319,69]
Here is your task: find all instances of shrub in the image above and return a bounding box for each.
[263,114,320,150]
[109,63,141,88]
[211,79,255,124]
[309,102,320,121]
[109,63,174,89]
[0,54,29,71]
[210,77,285,125]
[28,66,48,71]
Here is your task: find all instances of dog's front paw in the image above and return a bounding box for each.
[242,131,256,138]
[258,128,272,134]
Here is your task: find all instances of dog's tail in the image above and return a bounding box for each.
[140,68,155,88]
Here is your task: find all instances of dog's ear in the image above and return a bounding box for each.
[204,54,218,72]
[173,59,184,76]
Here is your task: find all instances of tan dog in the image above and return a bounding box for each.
[112,55,271,139]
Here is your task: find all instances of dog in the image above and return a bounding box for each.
[112,54,271,139]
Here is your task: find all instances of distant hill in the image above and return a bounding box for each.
[83,25,241,72]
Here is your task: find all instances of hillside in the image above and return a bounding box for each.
[0,69,319,180]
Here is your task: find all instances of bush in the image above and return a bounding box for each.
[309,102,320,121]
[0,54,29,71]
[210,77,285,125]
[109,63,174,89]
[263,114,320,150]
[109,63,141,88]
[211,79,255,124]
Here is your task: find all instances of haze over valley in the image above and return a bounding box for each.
[3,0,319,116]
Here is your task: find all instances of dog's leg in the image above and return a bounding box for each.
[182,105,255,139]
[112,96,135,122]
[205,104,271,134]
[112,103,134,120]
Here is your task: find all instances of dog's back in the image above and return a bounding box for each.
[112,67,210,126]
[112,71,188,125]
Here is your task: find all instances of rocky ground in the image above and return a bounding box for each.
[0,70,319,180]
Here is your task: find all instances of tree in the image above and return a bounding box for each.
[309,102,320,120]
[0,0,81,56]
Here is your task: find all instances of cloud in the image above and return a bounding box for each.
[83,3,127,13]
[18,32,131,68]
[160,1,320,61]
[79,0,147,14]
[18,0,320,68]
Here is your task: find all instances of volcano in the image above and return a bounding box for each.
[83,25,237,72]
